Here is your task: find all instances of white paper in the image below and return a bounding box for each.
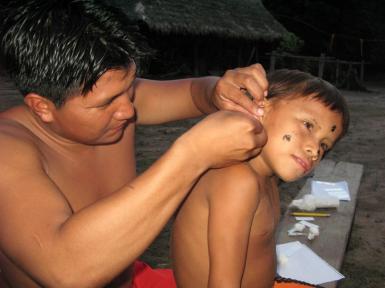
[311,180,351,201]
[299,220,319,229]
[276,241,344,285]
[295,217,315,221]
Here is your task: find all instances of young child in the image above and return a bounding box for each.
[171,69,349,288]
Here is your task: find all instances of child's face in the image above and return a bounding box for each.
[257,96,343,182]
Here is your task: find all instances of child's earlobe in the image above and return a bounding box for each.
[262,98,274,116]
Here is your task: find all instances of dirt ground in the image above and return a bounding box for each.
[0,74,384,287]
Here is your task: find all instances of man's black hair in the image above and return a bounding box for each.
[0,0,151,106]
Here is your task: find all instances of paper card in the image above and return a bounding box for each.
[311,180,351,201]
[276,241,345,285]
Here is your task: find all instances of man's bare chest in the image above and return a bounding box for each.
[41,141,136,211]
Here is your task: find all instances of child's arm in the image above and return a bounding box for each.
[206,164,261,288]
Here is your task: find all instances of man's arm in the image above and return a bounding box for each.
[206,164,262,288]
[0,111,265,288]
[133,76,215,124]
[0,131,205,287]
[133,64,268,125]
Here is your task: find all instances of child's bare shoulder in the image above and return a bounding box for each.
[209,162,259,180]
[204,163,263,202]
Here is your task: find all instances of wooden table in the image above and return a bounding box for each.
[276,159,364,288]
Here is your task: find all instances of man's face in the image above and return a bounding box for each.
[257,96,343,182]
[49,64,137,145]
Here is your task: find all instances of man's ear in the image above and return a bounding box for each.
[24,93,56,122]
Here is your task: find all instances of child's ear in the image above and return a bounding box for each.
[260,98,274,122]
[24,93,56,123]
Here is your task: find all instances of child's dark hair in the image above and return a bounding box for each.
[0,0,151,107]
[267,69,350,139]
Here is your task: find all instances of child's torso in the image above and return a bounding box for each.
[171,163,281,288]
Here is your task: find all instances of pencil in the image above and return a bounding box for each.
[291,212,331,217]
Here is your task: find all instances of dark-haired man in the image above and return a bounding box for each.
[0,0,268,287]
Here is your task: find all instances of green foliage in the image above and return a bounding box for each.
[276,32,304,54]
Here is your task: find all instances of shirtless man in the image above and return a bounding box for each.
[171,69,350,288]
[0,1,268,287]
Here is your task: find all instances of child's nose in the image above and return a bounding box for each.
[305,141,320,161]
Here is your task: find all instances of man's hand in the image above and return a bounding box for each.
[177,111,267,170]
[213,63,268,119]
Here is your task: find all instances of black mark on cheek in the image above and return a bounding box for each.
[283,134,292,142]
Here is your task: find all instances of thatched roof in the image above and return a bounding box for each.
[110,0,289,41]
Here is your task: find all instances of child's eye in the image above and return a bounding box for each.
[303,121,313,130]
[321,143,329,151]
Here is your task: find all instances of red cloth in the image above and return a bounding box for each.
[131,261,176,288]
[274,282,316,288]
[274,276,323,288]
[130,262,321,288]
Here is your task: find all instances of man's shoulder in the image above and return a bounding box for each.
[0,117,36,143]
[0,112,41,159]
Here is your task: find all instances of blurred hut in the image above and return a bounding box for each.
[111,0,289,77]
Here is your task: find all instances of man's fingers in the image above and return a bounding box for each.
[226,65,268,110]
[239,87,265,117]
[248,119,267,158]
[251,115,265,133]
[222,101,259,119]
[218,85,263,117]
[214,63,268,117]
[238,65,268,102]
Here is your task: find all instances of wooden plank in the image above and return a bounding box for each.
[276,160,364,288]
[312,159,336,178]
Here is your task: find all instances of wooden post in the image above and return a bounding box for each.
[238,45,243,67]
[347,63,353,90]
[193,39,199,76]
[318,53,325,78]
[360,60,365,82]
[246,46,256,66]
[269,51,276,72]
[335,60,340,85]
